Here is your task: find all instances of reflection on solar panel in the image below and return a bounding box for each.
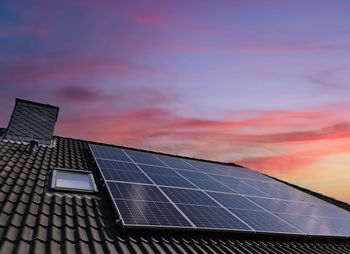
[90,143,350,237]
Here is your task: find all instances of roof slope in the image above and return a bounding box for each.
[0,136,350,253]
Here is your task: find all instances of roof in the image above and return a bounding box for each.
[1,136,350,253]
[4,99,59,145]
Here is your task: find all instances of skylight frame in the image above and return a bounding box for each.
[50,168,98,193]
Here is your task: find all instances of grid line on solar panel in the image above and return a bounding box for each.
[177,204,252,231]
[123,149,167,166]
[229,209,302,234]
[89,144,131,162]
[116,199,193,227]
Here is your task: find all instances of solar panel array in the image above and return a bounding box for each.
[89,144,350,237]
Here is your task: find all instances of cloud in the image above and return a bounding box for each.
[306,67,350,91]
[0,56,158,85]
[55,85,115,103]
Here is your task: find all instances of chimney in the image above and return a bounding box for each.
[5,98,59,145]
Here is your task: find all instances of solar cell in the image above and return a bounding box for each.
[124,149,167,166]
[90,144,131,162]
[230,209,302,234]
[177,204,252,230]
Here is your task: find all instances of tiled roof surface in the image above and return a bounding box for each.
[5,99,59,145]
[0,136,350,254]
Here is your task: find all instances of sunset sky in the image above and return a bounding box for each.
[1,1,350,203]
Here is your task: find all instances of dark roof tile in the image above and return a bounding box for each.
[63,241,76,254]
[38,214,49,227]
[64,215,75,228]
[0,240,15,254]
[35,226,48,242]
[20,226,34,242]
[5,225,19,241]
[49,241,61,253]
[64,227,75,242]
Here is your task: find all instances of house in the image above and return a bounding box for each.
[0,98,349,253]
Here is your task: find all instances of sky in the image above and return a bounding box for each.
[1,0,350,203]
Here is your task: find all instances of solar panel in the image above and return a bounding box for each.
[107,182,193,228]
[90,144,131,162]
[124,149,166,166]
[247,197,301,214]
[207,192,263,210]
[229,209,302,234]
[210,175,269,197]
[273,213,340,236]
[96,159,152,184]
[161,188,218,206]
[177,204,251,230]
[155,154,198,170]
[90,143,350,237]
[138,165,197,188]
[176,169,233,192]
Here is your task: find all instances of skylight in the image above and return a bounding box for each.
[51,168,97,193]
